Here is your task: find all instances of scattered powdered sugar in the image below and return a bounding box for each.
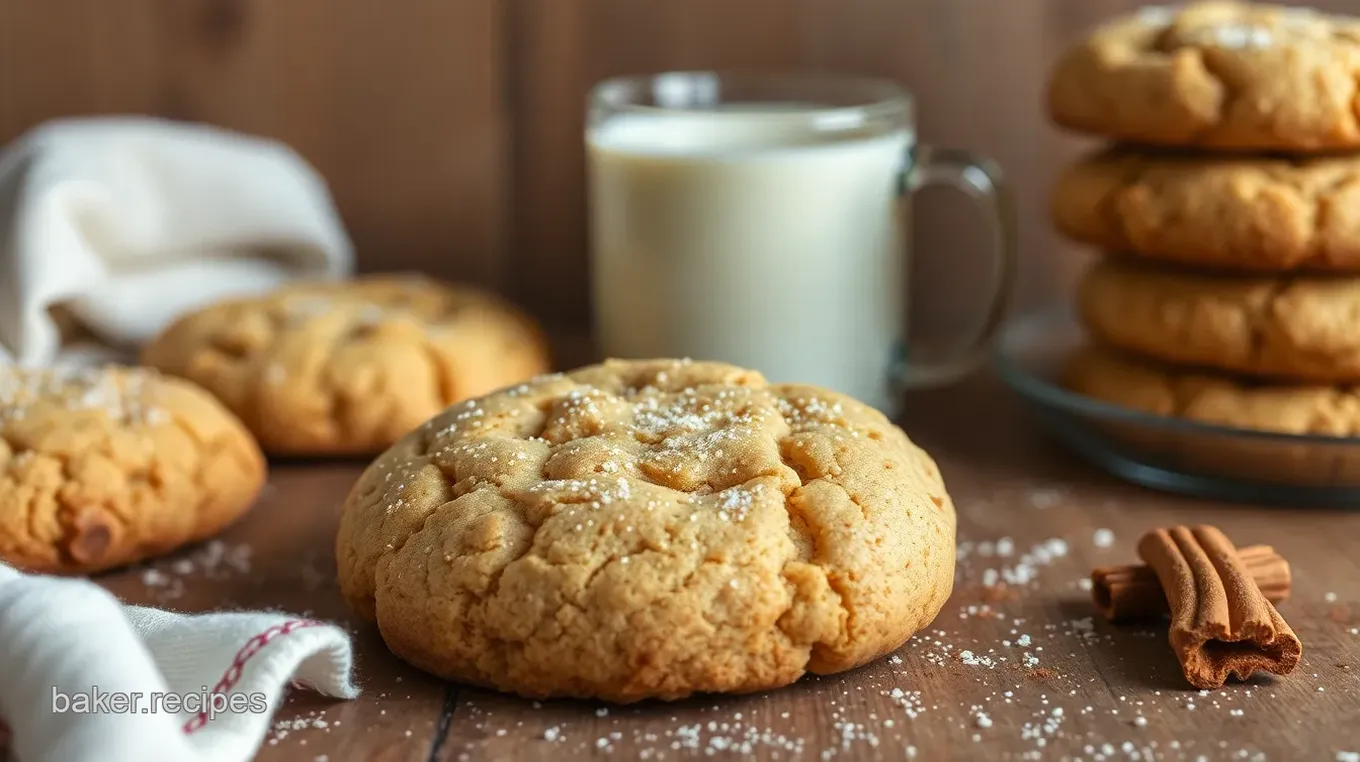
[962,536,1069,587]
[631,389,772,443]
[959,650,996,668]
[1137,5,1176,27]
[554,712,813,759]
[267,710,335,745]
[1004,706,1067,757]
[525,477,634,506]
[887,687,927,719]
[1198,22,1274,48]
[0,365,169,427]
[1026,489,1065,509]
[1092,528,1114,549]
[708,483,766,523]
[139,540,254,600]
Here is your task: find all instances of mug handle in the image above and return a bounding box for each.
[890,144,1018,390]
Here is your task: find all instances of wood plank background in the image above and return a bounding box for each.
[1,0,1352,334]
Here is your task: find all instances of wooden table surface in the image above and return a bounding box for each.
[12,371,1360,761]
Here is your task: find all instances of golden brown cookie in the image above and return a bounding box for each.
[142,275,551,457]
[1053,148,1360,272]
[1064,343,1360,436]
[336,359,956,702]
[0,364,265,574]
[1047,2,1360,151]
[1079,258,1360,382]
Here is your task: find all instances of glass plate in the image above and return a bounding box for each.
[991,306,1360,506]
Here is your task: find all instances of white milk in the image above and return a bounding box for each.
[588,111,911,411]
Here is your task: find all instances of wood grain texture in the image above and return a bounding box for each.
[0,0,509,288]
[0,367,1337,761]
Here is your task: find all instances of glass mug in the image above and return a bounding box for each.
[586,72,1015,413]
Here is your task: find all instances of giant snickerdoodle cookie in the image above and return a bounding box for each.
[336,359,956,702]
[1053,149,1360,272]
[142,276,550,457]
[1079,258,1360,383]
[1047,2,1360,151]
[1064,343,1360,435]
[0,364,265,574]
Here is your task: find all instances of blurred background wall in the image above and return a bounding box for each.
[1,0,1347,338]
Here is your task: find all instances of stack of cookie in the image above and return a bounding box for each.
[1045,0,1360,436]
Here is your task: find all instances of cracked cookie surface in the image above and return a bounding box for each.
[1047,2,1360,151]
[1079,258,1360,382]
[336,359,956,702]
[0,364,265,574]
[1064,343,1360,435]
[141,275,550,457]
[1053,148,1360,272]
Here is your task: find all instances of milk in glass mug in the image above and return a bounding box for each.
[587,72,1015,413]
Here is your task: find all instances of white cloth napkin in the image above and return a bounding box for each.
[0,563,360,762]
[0,117,354,366]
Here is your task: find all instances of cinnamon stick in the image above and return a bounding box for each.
[1092,544,1291,622]
[1137,525,1301,690]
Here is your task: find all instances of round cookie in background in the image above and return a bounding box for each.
[336,358,956,703]
[141,275,551,457]
[1078,257,1360,383]
[0,364,266,574]
[1046,2,1360,151]
[1053,149,1360,272]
